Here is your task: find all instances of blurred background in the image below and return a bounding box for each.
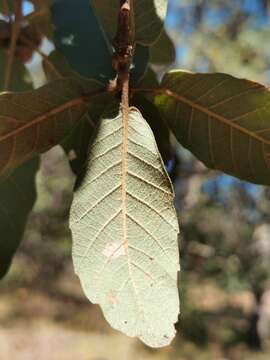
[1,0,270,359]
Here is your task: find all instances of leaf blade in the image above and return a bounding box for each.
[149,29,176,65]
[0,50,33,91]
[70,108,180,347]
[131,94,173,163]
[51,0,114,82]
[0,77,104,176]
[0,46,38,279]
[0,157,39,278]
[155,70,270,185]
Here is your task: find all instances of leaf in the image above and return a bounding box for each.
[91,0,168,45]
[150,30,176,65]
[137,66,160,89]
[130,45,149,84]
[131,94,173,163]
[0,47,38,279]
[51,0,115,83]
[0,50,33,91]
[0,77,104,177]
[42,49,77,81]
[42,50,113,177]
[51,0,150,84]
[0,157,39,278]
[154,70,270,185]
[70,108,180,347]
[62,115,95,178]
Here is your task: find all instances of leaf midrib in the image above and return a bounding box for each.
[121,108,145,319]
[0,98,85,143]
[164,88,270,146]
[134,86,270,147]
[0,89,105,144]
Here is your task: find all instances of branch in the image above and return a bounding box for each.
[25,8,49,22]
[2,0,12,22]
[112,0,135,111]
[19,34,63,79]
[4,0,23,90]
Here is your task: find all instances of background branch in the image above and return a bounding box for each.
[4,0,23,90]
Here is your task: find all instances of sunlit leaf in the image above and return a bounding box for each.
[155,70,270,185]
[0,77,104,176]
[70,107,180,348]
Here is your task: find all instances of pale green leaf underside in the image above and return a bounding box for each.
[156,71,270,185]
[91,0,168,45]
[70,108,180,348]
[0,78,102,177]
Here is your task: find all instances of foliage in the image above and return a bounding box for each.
[0,0,270,349]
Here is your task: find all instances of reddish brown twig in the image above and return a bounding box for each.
[112,0,135,114]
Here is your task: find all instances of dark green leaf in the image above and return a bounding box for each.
[42,49,77,81]
[62,115,95,178]
[130,45,149,84]
[137,66,160,89]
[0,157,39,279]
[51,0,115,82]
[150,30,176,65]
[0,48,38,279]
[0,50,33,91]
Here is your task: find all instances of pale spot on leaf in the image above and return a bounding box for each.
[103,241,125,259]
[107,290,119,306]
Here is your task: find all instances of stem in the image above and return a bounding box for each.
[4,0,23,91]
[119,0,134,137]
[2,0,12,21]
[25,8,48,22]
[129,0,135,44]
[113,0,135,110]
[19,34,63,79]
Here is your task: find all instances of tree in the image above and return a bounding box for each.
[0,0,270,349]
